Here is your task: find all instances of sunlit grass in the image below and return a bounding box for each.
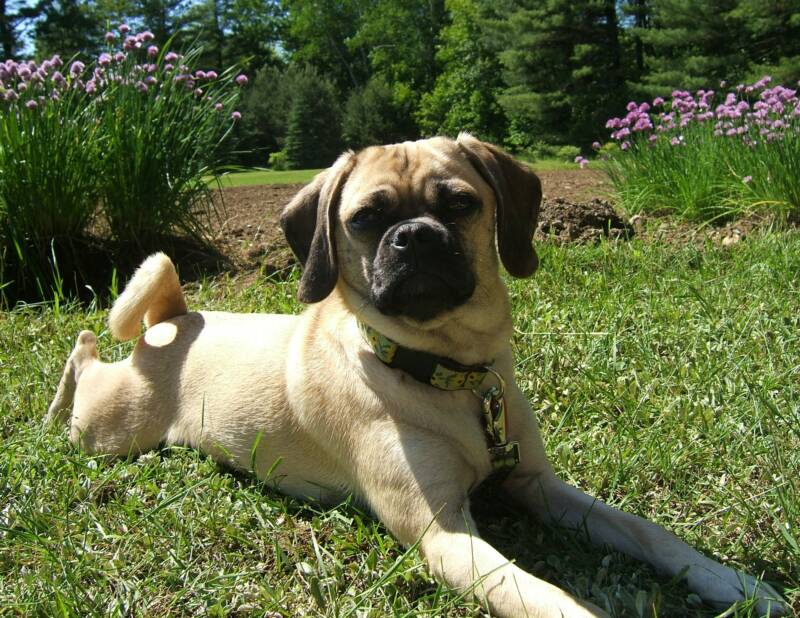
[1,232,798,616]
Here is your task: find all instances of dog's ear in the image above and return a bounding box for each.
[456,133,541,278]
[280,152,356,303]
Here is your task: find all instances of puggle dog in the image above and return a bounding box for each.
[47,135,787,617]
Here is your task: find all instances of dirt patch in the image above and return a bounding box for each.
[537,197,633,243]
[211,170,624,272]
[176,169,796,280]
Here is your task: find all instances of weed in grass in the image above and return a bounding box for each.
[1,235,798,615]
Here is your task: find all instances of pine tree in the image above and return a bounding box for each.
[283,68,342,169]
[635,0,746,95]
[488,0,626,148]
[736,0,800,83]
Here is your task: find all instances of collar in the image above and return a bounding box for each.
[358,320,521,480]
[358,321,490,391]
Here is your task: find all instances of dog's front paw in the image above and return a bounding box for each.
[689,564,789,616]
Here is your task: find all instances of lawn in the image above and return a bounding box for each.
[214,157,579,188]
[1,232,798,616]
[216,168,325,187]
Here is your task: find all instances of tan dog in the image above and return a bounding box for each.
[47,135,787,617]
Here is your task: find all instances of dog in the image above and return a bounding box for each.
[47,135,787,617]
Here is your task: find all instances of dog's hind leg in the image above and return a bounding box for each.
[45,330,99,425]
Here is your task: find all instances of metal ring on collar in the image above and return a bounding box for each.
[473,367,505,400]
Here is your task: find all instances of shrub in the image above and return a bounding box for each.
[0,26,247,301]
[605,77,800,222]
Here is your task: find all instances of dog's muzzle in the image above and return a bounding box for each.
[370,218,475,321]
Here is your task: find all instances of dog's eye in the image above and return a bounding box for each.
[348,207,384,231]
[445,194,479,214]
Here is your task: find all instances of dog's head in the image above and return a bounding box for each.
[280,135,541,324]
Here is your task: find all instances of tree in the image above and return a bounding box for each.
[282,0,371,92]
[342,75,416,148]
[281,66,342,168]
[488,0,626,149]
[634,0,746,95]
[1,0,28,59]
[417,0,507,142]
[736,0,800,83]
[33,0,103,58]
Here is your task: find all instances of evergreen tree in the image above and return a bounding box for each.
[736,0,800,83]
[1,0,27,59]
[635,0,745,95]
[283,67,342,169]
[489,0,626,148]
[33,0,103,58]
[342,75,416,148]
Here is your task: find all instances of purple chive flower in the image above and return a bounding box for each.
[165,51,179,63]
[25,99,38,110]
[235,74,248,86]
[591,141,601,150]
[135,80,148,93]
[620,141,630,151]
[114,52,126,63]
[194,88,203,96]
[17,82,27,92]
[5,90,18,101]
[231,110,241,121]
[164,64,174,71]
[214,103,223,111]
[205,70,218,80]
[195,70,207,80]
[98,53,112,67]
[52,71,66,86]
[70,61,85,77]
[743,175,753,184]
[105,31,115,43]
[144,75,157,86]
[147,45,159,58]
[18,66,31,80]
[85,80,97,94]
[140,31,155,42]
[51,55,63,67]
[119,23,130,34]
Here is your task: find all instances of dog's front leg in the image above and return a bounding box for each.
[416,507,607,618]
[505,470,789,616]
[360,443,607,618]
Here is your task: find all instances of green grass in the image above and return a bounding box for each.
[1,233,798,616]
[216,158,579,189]
[218,168,324,187]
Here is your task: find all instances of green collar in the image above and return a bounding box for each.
[358,320,520,479]
[358,321,490,391]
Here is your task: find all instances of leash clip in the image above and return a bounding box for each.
[474,368,520,475]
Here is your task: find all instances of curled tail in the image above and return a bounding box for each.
[108,252,188,341]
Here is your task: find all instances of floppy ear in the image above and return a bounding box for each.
[280,152,356,303]
[456,133,542,278]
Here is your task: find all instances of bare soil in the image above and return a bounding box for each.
[210,169,782,277]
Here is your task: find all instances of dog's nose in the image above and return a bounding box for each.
[391,222,437,252]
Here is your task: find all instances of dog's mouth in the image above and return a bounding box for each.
[372,269,475,322]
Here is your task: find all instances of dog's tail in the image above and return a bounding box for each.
[108,252,188,341]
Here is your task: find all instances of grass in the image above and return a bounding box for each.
[1,232,799,616]
[218,168,324,187]
[215,157,579,189]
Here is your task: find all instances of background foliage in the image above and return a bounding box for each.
[3,0,799,166]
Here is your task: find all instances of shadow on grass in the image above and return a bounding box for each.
[1,232,232,307]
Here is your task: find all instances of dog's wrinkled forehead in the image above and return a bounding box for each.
[339,138,487,217]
